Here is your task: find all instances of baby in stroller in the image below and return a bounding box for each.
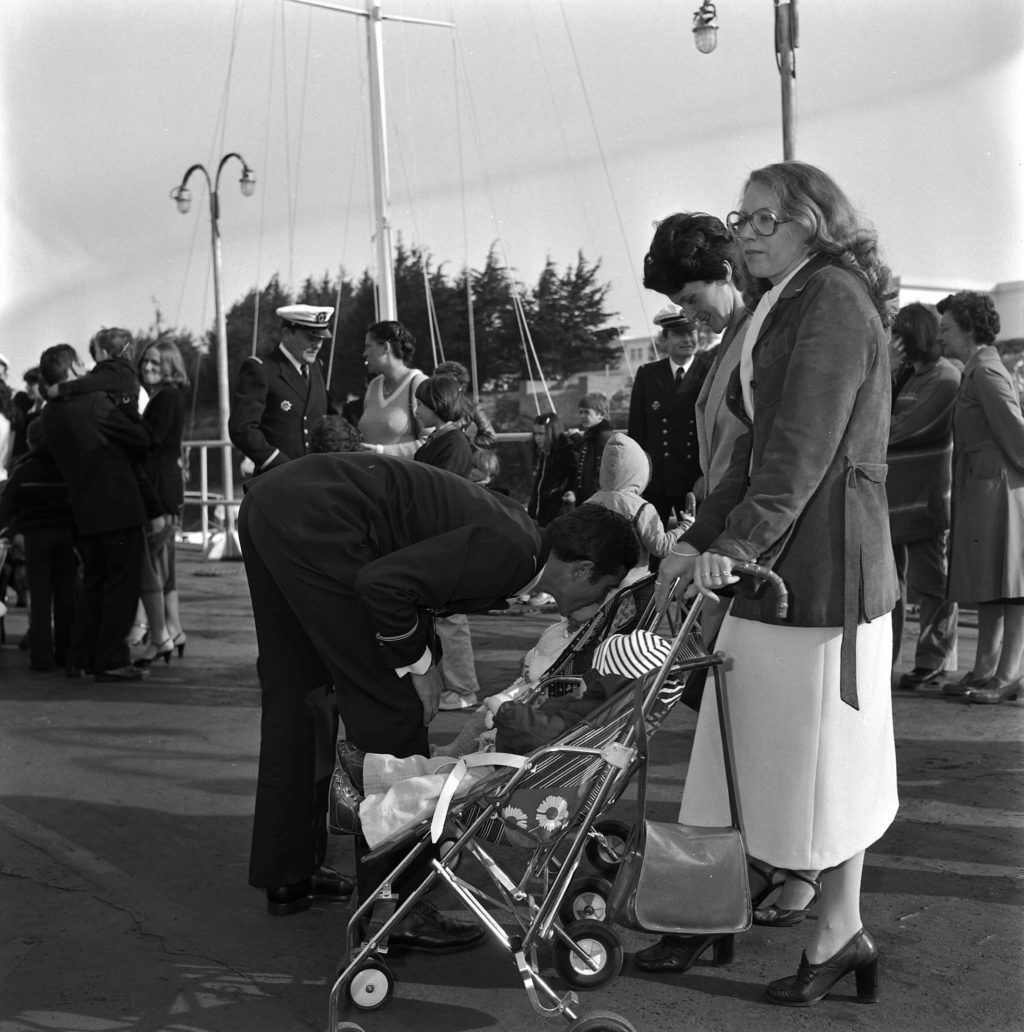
[331,628,674,847]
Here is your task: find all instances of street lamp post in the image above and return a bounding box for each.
[691,0,798,160]
[170,153,255,560]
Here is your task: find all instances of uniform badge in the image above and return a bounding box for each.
[652,400,661,411]
[280,400,293,412]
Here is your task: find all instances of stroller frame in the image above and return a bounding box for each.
[328,566,786,1030]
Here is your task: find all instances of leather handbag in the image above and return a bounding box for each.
[607,665,751,935]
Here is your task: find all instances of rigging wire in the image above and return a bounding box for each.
[279,0,296,286]
[450,28,555,411]
[288,7,314,289]
[251,0,284,357]
[556,0,656,356]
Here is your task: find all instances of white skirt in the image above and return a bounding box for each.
[679,613,898,870]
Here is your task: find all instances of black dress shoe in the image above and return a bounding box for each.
[311,864,354,898]
[94,666,148,683]
[266,881,313,916]
[634,933,735,973]
[766,928,879,1006]
[387,900,485,953]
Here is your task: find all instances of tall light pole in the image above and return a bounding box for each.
[170,152,256,559]
[692,0,799,160]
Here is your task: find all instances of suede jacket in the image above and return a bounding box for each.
[683,254,898,656]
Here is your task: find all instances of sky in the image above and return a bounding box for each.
[1,0,1022,382]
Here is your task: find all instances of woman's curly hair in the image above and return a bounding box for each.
[739,162,896,328]
[643,212,741,297]
[936,291,1001,347]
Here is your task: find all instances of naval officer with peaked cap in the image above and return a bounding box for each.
[229,303,333,475]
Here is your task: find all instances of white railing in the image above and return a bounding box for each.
[182,432,533,559]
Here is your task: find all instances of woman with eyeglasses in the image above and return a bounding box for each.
[651,162,899,1007]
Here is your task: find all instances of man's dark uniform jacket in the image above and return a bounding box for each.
[627,353,713,506]
[229,345,329,472]
[239,452,548,894]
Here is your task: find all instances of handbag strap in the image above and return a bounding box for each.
[630,636,742,832]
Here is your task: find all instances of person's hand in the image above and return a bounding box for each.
[654,548,699,610]
[149,515,166,535]
[692,550,740,603]
[482,690,514,728]
[561,490,576,504]
[410,665,445,726]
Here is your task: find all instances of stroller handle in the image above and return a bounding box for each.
[729,561,789,619]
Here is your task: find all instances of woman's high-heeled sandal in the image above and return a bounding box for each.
[754,870,820,927]
[747,857,787,909]
[766,928,879,1006]
[171,631,187,658]
[134,638,174,668]
[126,622,150,647]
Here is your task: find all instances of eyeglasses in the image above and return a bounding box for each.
[726,208,792,238]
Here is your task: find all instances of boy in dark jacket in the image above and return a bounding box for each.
[0,422,78,671]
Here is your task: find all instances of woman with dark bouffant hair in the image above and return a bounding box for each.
[651,162,899,1005]
[938,290,1024,704]
[527,411,575,527]
[642,211,748,499]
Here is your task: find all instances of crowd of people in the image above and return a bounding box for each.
[2,158,1021,1011]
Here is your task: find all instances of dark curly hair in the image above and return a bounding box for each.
[738,162,895,327]
[310,414,363,453]
[892,303,941,364]
[547,505,639,581]
[936,291,1000,347]
[643,212,739,296]
[366,320,417,365]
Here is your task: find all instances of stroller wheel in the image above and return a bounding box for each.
[554,919,623,990]
[565,1010,637,1032]
[347,958,395,1011]
[585,819,632,874]
[559,875,613,924]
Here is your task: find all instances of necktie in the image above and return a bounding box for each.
[675,366,684,386]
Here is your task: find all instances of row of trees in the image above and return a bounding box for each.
[139,242,626,423]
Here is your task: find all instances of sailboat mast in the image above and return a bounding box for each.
[366,0,396,320]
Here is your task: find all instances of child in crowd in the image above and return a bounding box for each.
[584,431,692,579]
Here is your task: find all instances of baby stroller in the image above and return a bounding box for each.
[328,565,786,1032]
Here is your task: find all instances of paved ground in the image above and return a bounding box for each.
[0,547,1021,1032]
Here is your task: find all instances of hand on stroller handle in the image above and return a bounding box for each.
[655,556,788,619]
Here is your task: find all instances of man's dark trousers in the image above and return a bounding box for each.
[24,526,78,669]
[69,527,144,672]
[240,498,431,902]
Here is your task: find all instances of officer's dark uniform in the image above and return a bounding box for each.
[229,345,329,472]
[627,352,713,524]
[239,453,547,901]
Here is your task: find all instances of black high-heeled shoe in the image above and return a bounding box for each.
[633,933,735,974]
[766,928,879,1007]
[171,631,187,658]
